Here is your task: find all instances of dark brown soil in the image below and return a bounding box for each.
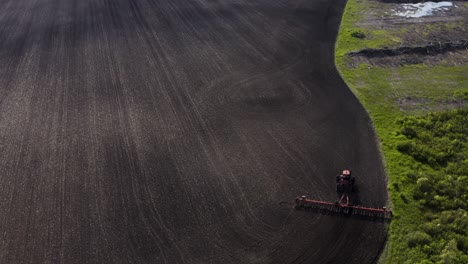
[0,0,388,263]
[347,40,468,66]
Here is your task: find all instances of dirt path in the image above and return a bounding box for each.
[0,0,388,263]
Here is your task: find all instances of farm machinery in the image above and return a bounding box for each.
[294,170,392,219]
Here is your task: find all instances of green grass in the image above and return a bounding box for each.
[390,109,468,263]
[335,0,401,59]
[335,0,468,263]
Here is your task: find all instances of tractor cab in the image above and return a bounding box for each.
[336,169,355,193]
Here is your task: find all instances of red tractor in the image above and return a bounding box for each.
[336,169,355,193]
[294,169,392,219]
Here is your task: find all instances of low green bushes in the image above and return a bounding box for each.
[394,108,468,263]
[334,0,468,262]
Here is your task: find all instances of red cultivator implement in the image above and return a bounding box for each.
[294,170,392,220]
[294,195,392,219]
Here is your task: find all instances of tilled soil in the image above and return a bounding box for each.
[0,0,388,263]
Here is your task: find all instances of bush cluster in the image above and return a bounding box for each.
[396,109,467,168]
[396,108,468,263]
[349,29,366,39]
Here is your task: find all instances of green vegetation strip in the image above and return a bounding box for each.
[335,0,468,263]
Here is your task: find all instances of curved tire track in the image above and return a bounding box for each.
[0,0,388,263]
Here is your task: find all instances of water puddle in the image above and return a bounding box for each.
[391,1,455,18]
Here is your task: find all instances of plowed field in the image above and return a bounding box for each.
[0,0,388,263]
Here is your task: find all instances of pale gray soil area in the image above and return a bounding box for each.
[394,97,468,111]
[358,0,468,37]
[346,0,467,114]
[353,0,468,65]
[0,0,388,263]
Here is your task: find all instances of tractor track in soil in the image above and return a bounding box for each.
[0,0,388,263]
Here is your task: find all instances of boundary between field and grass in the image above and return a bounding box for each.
[335,0,468,263]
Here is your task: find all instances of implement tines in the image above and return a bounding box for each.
[349,205,392,220]
[295,196,392,220]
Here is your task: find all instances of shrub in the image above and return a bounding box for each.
[418,260,433,264]
[407,171,418,182]
[350,29,365,39]
[421,222,442,237]
[401,126,418,138]
[407,231,432,248]
[417,177,432,193]
[440,211,456,225]
[456,236,468,253]
[400,193,409,203]
[438,239,461,264]
[397,141,414,153]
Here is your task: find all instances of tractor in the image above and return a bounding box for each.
[336,169,355,193]
[294,169,392,219]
